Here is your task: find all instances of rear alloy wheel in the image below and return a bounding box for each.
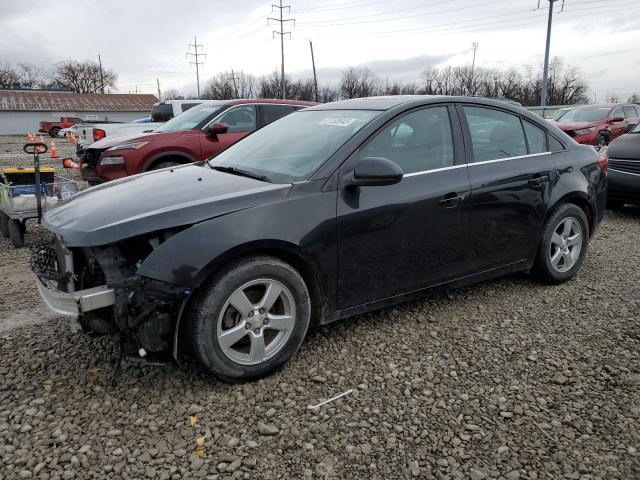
[532,204,589,284]
[188,256,310,380]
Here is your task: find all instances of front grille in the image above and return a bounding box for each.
[30,242,64,281]
[610,159,640,175]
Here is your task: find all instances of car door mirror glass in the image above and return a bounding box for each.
[350,157,403,187]
[206,123,229,136]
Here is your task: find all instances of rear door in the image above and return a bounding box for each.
[337,105,471,308]
[199,105,258,159]
[609,106,626,140]
[258,104,296,128]
[459,105,556,271]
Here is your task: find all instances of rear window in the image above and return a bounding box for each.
[623,106,637,119]
[181,102,201,113]
[151,104,174,122]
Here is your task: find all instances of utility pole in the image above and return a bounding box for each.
[230,69,239,98]
[309,40,318,102]
[187,36,206,99]
[97,53,105,94]
[157,78,162,100]
[268,1,295,99]
[469,42,478,96]
[539,0,565,106]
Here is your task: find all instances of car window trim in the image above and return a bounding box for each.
[468,151,552,166]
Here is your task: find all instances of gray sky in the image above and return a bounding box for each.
[1,0,639,101]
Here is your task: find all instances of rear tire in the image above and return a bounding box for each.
[0,212,9,238]
[187,256,311,381]
[150,161,180,171]
[532,204,589,285]
[49,127,60,138]
[8,219,24,248]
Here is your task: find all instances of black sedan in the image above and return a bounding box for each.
[32,96,607,380]
[605,122,640,207]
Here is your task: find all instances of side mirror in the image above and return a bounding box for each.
[349,157,403,187]
[205,123,229,137]
[624,123,637,133]
[609,116,624,123]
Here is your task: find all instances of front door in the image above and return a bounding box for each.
[200,105,257,159]
[337,105,471,309]
[459,105,556,271]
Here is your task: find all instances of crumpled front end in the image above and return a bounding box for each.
[30,234,191,361]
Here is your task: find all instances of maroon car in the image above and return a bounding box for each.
[81,99,316,184]
[552,103,640,148]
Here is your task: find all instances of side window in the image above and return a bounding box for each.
[548,135,565,153]
[181,102,201,113]
[523,120,547,154]
[611,107,624,120]
[261,105,295,125]
[360,106,454,174]
[216,105,257,133]
[463,106,527,162]
[623,106,636,119]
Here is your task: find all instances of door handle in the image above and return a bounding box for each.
[528,175,550,187]
[439,193,465,208]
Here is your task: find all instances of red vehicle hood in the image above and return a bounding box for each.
[89,131,181,150]
[555,121,599,131]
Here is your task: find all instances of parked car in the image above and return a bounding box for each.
[151,100,219,122]
[553,103,640,148]
[80,99,315,185]
[32,96,606,380]
[77,119,163,147]
[603,122,640,208]
[58,124,80,138]
[39,116,84,137]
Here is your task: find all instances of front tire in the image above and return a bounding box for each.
[49,127,60,138]
[188,256,311,381]
[532,204,589,285]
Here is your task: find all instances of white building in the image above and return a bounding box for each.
[0,90,158,134]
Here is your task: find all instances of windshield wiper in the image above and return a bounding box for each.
[210,165,271,183]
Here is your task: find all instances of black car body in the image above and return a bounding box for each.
[32,96,607,380]
[605,123,640,206]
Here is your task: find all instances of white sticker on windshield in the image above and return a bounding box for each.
[318,117,358,127]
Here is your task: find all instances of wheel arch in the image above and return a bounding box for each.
[547,192,595,237]
[143,151,195,171]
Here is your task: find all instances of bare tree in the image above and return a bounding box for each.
[629,93,640,103]
[53,60,116,93]
[162,88,184,100]
[0,63,20,88]
[318,86,340,103]
[204,70,257,99]
[340,67,380,99]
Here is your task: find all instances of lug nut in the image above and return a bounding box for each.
[254,328,260,334]
[259,308,265,314]
[264,318,270,325]
[248,311,254,318]
[245,323,251,329]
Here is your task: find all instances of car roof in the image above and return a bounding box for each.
[224,98,318,106]
[308,95,533,112]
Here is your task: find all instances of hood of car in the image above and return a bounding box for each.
[607,133,640,160]
[555,121,599,131]
[89,131,169,150]
[43,164,291,247]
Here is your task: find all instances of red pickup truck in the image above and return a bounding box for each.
[39,116,84,137]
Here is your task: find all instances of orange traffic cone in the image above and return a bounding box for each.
[70,133,77,145]
[28,132,35,142]
[63,158,79,170]
[50,142,59,158]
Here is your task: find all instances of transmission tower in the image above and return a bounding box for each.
[268,1,295,99]
[186,36,206,99]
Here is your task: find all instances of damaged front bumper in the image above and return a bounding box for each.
[36,280,115,317]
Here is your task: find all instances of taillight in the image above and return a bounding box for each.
[598,147,608,175]
[93,129,106,141]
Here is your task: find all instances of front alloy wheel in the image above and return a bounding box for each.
[217,279,296,365]
[188,256,311,380]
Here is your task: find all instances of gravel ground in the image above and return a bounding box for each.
[1,133,639,479]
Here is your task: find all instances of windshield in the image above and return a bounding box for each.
[632,123,640,133]
[155,103,224,132]
[209,110,380,183]
[557,107,610,123]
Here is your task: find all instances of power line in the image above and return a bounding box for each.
[294,0,394,13]
[186,35,206,99]
[268,0,295,99]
